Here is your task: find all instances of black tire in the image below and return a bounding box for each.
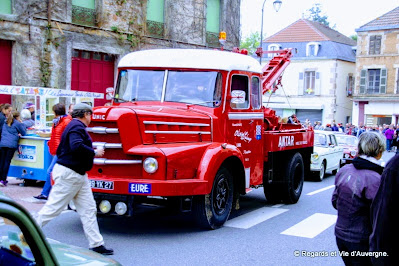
[264,153,304,204]
[332,161,341,175]
[314,161,326,181]
[193,167,234,229]
[282,153,304,204]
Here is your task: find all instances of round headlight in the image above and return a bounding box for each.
[143,157,158,174]
[350,150,357,157]
[99,200,111,214]
[115,202,127,215]
[344,153,350,158]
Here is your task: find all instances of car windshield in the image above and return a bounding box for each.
[335,135,358,146]
[314,133,328,147]
[114,70,222,107]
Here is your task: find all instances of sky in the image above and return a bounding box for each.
[240,0,399,39]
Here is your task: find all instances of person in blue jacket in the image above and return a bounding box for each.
[0,111,26,186]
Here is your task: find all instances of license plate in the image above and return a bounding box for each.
[90,180,114,190]
[129,183,152,194]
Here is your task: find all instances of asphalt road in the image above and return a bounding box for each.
[1,151,396,265]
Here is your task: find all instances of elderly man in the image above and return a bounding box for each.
[35,103,113,255]
[24,102,35,120]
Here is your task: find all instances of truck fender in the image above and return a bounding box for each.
[197,143,245,194]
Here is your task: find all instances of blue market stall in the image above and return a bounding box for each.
[0,85,104,184]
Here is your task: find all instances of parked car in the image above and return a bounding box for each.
[310,130,344,181]
[335,133,358,165]
[0,193,121,265]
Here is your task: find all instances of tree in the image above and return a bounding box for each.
[240,32,260,55]
[305,4,330,27]
[350,35,358,41]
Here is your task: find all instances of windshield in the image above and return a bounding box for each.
[114,70,222,107]
[115,70,164,102]
[336,135,358,146]
[314,133,328,147]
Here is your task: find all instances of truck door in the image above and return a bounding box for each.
[227,74,264,188]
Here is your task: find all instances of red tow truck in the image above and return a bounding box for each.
[87,47,314,229]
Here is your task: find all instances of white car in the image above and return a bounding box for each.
[311,130,344,181]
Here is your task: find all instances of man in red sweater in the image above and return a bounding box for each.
[34,103,72,200]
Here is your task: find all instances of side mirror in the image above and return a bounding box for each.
[105,87,114,100]
[231,90,246,104]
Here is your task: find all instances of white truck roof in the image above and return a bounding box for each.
[118,49,263,73]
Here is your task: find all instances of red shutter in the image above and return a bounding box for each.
[0,40,12,103]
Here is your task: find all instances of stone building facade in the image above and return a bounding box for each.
[0,0,240,108]
[352,6,399,127]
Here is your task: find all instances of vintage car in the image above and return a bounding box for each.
[0,193,121,265]
[310,130,344,181]
[335,133,358,165]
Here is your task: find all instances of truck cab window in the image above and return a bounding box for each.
[115,70,164,102]
[165,71,220,107]
[230,75,249,109]
[251,77,261,109]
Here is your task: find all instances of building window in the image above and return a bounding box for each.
[359,69,387,94]
[347,75,354,96]
[306,42,320,56]
[267,44,281,58]
[369,35,381,55]
[304,71,315,95]
[298,70,320,95]
[0,0,12,14]
[251,77,261,109]
[72,0,96,26]
[206,0,220,47]
[230,75,249,109]
[146,0,164,38]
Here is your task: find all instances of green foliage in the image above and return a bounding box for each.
[240,32,260,55]
[350,35,358,41]
[305,4,330,27]
[110,26,120,33]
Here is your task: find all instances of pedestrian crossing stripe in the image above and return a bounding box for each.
[225,207,288,229]
[280,213,337,238]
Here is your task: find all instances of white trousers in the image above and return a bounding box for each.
[36,163,104,248]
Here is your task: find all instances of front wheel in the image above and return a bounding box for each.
[193,167,234,229]
[314,161,326,181]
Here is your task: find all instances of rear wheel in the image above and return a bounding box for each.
[282,153,304,204]
[193,167,234,229]
[264,153,304,204]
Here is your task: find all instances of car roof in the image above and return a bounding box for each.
[118,49,263,73]
[314,130,339,135]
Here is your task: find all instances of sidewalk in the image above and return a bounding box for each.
[0,177,46,214]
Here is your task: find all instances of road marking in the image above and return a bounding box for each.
[272,204,284,208]
[306,185,335,196]
[281,213,337,238]
[225,207,288,229]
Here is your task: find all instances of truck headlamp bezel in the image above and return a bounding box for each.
[143,157,158,174]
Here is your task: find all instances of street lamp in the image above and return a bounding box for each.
[259,0,282,63]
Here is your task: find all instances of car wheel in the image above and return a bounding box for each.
[193,167,234,229]
[332,162,341,175]
[315,161,326,181]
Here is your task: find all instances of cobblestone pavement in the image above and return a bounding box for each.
[0,177,46,215]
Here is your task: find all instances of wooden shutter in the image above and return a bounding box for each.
[360,70,367,94]
[147,0,164,23]
[314,72,321,95]
[298,72,304,95]
[0,0,12,14]
[206,0,220,33]
[380,68,387,93]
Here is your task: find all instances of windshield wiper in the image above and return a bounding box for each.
[186,100,220,108]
